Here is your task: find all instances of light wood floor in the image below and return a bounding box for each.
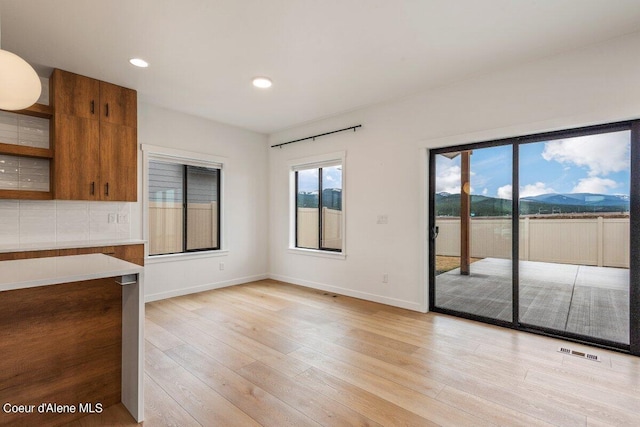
[68,279,640,426]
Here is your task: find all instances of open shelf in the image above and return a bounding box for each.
[0,142,52,159]
[6,103,53,119]
[0,189,52,200]
[0,103,52,200]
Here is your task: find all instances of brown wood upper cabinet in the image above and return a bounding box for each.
[51,69,137,201]
[100,81,137,127]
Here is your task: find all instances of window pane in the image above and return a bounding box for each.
[186,166,219,251]
[434,146,513,322]
[149,161,184,255]
[519,131,630,344]
[321,165,342,250]
[296,168,319,249]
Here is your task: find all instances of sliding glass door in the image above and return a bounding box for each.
[430,121,639,354]
[432,146,513,323]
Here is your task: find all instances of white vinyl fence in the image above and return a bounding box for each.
[149,202,218,255]
[297,207,342,250]
[436,216,629,268]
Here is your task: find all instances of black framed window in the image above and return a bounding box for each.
[295,163,343,252]
[148,160,221,255]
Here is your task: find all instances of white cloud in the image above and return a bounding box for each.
[435,164,461,193]
[541,131,629,177]
[482,188,488,196]
[497,184,512,200]
[520,182,556,198]
[572,177,619,193]
[436,162,475,194]
[497,182,555,199]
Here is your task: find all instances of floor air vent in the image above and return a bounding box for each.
[558,346,601,362]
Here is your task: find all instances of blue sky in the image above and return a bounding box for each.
[297,166,342,193]
[436,130,631,198]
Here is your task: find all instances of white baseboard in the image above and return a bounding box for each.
[144,272,425,313]
[269,273,425,312]
[144,273,269,302]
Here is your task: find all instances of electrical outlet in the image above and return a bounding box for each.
[382,273,388,283]
[377,215,388,224]
[117,213,129,224]
[108,213,116,224]
[219,262,225,271]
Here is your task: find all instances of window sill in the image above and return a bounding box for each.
[288,247,346,260]
[146,249,229,264]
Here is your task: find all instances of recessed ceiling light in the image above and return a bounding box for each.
[129,58,149,68]
[252,77,272,89]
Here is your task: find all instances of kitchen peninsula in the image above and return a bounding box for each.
[0,254,144,426]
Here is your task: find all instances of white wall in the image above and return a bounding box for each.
[268,32,640,312]
[138,103,269,301]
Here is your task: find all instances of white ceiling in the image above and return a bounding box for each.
[2,0,640,134]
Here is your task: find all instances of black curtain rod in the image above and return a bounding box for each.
[271,125,362,148]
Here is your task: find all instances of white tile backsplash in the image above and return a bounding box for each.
[19,209,56,244]
[117,220,131,239]
[0,111,19,145]
[0,200,19,210]
[0,155,19,190]
[18,116,50,149]
[0,110,49,149]
[89,210,117,240]
[0,203,20,245]
[0,200,132,246]
[0,129,18,145]
[55,200,90,210]
[18,200,56,211]
[18,157,50,191]
[0,155,50,192]
[56,208,90,242]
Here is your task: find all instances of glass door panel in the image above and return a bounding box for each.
[518,131,630,344]
[434,145,513,322]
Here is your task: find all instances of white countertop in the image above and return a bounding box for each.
[0,253,144,292]
[0,239,146,254]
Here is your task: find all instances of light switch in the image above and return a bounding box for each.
[376,215,388,224]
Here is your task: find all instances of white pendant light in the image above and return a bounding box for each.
[0,49,41,110]
[0,9,41,111]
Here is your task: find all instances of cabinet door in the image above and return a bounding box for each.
[99,122,137,201]
[53,115,100,200]
[100,82,137,128]
[51,69,100,120]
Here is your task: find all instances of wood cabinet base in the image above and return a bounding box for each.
[0,278,122,426]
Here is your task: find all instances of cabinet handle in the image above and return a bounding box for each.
[105,103,109,117]
[105,182,109,196]
[91,100,95,114]
[91,182,95,195]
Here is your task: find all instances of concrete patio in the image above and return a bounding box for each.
[435,258,629,344]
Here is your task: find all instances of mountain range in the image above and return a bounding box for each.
[436,192,629,217]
